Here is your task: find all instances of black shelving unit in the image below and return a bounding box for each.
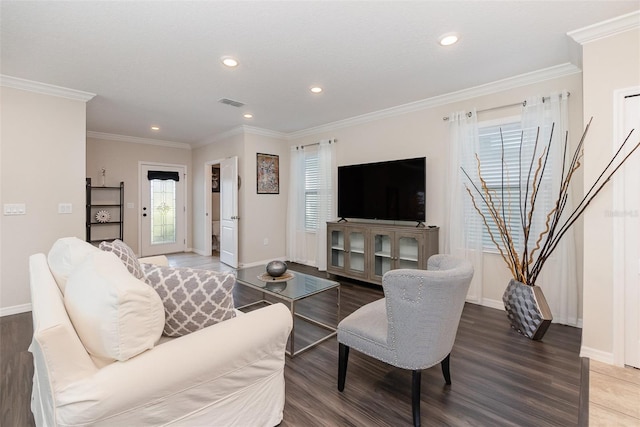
[86,178,124,244]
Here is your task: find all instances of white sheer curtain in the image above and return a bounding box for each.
[445,109,484,302]
[521,90,578,326]
[286,140,336,269]
[315,139,336,271]
[286,145,307,263]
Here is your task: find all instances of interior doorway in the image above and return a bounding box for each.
[211,164,221,255]
[204,160,221,258]
[204,157,239,267]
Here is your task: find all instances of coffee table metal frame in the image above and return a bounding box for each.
[234,266,340,357]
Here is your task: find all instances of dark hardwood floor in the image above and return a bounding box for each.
[1,253,584,426]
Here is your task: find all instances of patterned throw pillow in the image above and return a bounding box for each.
[141,264,236,337]
[99,239,143,279]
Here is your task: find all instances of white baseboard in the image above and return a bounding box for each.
[480,297,504,310]
[471,298,583,328]
[0,303,32,317]
[580,346,615,365]
[192,248,209,256]
[240,257,288,269]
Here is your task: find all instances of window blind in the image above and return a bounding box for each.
[304,154,319,230]
[476,122,524,251]
[475,121,554,252]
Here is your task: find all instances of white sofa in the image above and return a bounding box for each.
[28,238,293,427]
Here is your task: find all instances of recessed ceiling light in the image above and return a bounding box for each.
[151,126,160,131]
[439,33,459,46]
[310,86,323,94]
[221,56,239,67]
[243,113,253,119]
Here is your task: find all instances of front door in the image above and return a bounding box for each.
[140,163,186,256]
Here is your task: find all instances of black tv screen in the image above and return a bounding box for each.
[338,157,426,222]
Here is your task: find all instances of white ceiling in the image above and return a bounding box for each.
[1,1,639,146]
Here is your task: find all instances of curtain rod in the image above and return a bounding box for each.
[442,92,570,121]
[295,138,337,149]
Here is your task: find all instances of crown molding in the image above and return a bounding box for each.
[568,10,640,45]
[193,126,245,148]
[241,125,288,140]
[0,75,95,102]
[287,63,581,139]
[87,131,191,150]
[194,125,288,148]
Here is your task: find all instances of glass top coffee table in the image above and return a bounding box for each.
[234,265,340,357]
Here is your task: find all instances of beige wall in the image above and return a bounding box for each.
[581,28,640,361]
[243,132,289,264]
[191,132,244,259]
[1,86,87,313]
[191,131,289,266]
[289,72,585,309]
[86,137,192,255]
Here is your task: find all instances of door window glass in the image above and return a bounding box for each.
[151,179,176,244]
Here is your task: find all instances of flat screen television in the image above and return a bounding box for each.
[337,157,426,222]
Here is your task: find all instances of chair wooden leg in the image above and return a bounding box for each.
[338,343,349,392]
[412,370,421,427]
[441,353,451,385]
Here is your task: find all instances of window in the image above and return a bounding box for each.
[475,119,554,252]
[304,153,319,230]
[304,150,332,231]
[476,121,523,251]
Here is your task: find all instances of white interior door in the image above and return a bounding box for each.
[219,157,239,267]
[623,94,640,368]
[140,164,186,256]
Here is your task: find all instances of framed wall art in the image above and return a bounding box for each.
[212,167,220,193]
[256,153,279,194]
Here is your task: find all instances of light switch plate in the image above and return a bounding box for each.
[58,203,73,214]
[3,203,26,215]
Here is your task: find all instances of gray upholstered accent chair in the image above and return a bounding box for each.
[337,254,474,427]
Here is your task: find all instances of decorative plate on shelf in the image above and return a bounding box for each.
[95,210,111,223]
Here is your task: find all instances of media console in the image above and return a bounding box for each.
[326,221,439,285]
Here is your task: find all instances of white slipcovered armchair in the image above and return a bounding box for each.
[337,254,474,427]
[29,237,292,426]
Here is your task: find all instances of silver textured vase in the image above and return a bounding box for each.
[502,279,553,340]
[266,260,287,277]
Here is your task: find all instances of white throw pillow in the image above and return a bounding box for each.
[47,237,100,293]
[64,251,165,362]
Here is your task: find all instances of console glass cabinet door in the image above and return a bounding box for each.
[371,230,424,284]
[328,225,369,281]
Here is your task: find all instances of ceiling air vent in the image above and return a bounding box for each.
[218,98,245,108]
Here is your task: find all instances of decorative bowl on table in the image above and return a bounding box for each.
[266,260,287,277]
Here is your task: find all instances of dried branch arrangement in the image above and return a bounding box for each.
[462,118,640,286]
